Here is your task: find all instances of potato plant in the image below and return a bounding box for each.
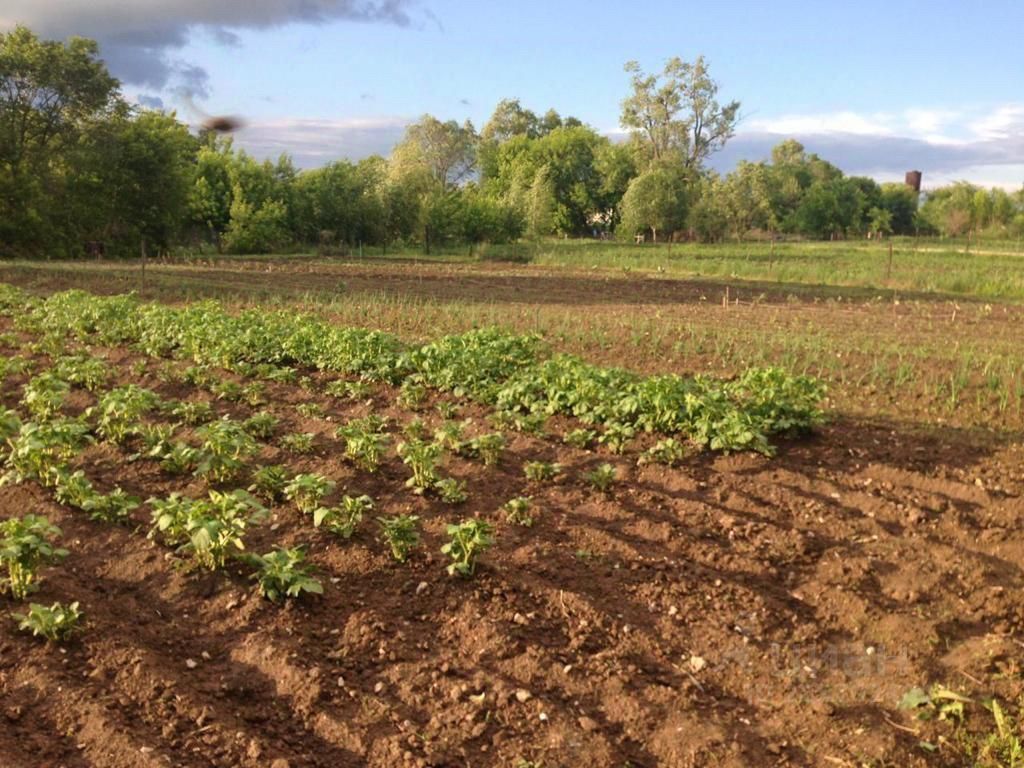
[21,373,70,420]
[313,494,373,538]
[280,432,315,455]
[441,519,494,577]
[246,548,322,602]
[639,437,689,467]
[503,497,534,527]
[148,490,265,570]
[435,477,468,504]
[242,411,278,439]
[3,420,92,487]
[249,464,290,503]
[195,418,258,483]
[53,354,108,392]
[335,416,389,472]
[377,514,420,562]
[464,432,507,466]
[563,428,597,449]
[584,463,617,492]
[397,439,441,494]
[167,400,215,427]
[284,473,335,514]
[0,515,68,599]
[13,601,82,642]
[91,385,161,444]
[524,461,561,483]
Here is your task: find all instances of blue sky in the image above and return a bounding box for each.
[5,0,1024,186]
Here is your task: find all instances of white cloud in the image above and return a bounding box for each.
[748,110,896,137]
[232,116,410,166]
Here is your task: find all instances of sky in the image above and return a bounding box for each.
[3,0,1024,188]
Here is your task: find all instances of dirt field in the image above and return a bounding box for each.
[0,261,1022,767]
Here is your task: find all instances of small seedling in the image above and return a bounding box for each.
[397,380,428,410]
[563,428,597,449]
[280,432,316,454]
[639,438,689,467]
[313,494,373,538]
[524,461,561,483]
[377,514,420,562]
[295,402,324,419]
[461,432,506,467]
[435,477,468,504]
[246,548,322,602]
[284,473,335,514]
[441,519,494,577]
[13,601,82,641]
[242,411,278,439]
[0,515,68,599]
[597,423,635,455]
[397,440,441,494]
[584,463,617,492]
[503,497,534,526]
[249,464,290,503]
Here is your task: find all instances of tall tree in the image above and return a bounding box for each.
[392,115,477,191]
[620,55,739,170]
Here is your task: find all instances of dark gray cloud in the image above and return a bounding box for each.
[137,94,165,110]
[1,1,420,94]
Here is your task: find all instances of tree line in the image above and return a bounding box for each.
[2,25,1023,258]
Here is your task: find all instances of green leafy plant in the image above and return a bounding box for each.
[167,399,215,426]
[2,419,92,487]
[503,496,534,526]
[441,519,494,577]
[325,379,372,400]
[242,411,278,439]
[148,489,265,570]
[12,601,82,641]
[136,423,176,456]
[491,409,547,435]
[53,355,108,392]
[54,469,95,509]
[249,464,290,503]
[21,373,70,420]
[241,382,266,407]
[0,409,21,443]
[402,417,430,440]
[377,514,420,562]
[639,437,689,467]
[461,432,506,467]
[397,379,428,410]
[433,420,466,452]
[0,515,68,599]
[295,402,324,419]
[584,463,617,492]
[435,401,461,419]
[159,442,199,475]
[210,379,243,402]
[524,461,561,483]
[195,418,258,482]
[397,439,441,494]
[284,473,335,513]
[280,431,316,454]
[91,385,160,444]
[313,494,372,538]
[245,547,323,602]
[563,428,597,449]
[435,477,468,504]
[598,422,636,454]
[336,416,389,472]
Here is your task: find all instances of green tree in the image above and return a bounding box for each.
[620,55,740,170]
[392,115,477,191]
[0,25,120,254]
[618,165,688,242]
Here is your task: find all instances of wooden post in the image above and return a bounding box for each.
[140,237,147,296]
[886,240,893,280]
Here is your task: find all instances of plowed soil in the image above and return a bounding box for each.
[0,288,1023,767]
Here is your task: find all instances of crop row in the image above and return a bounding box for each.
[0,283,826,455]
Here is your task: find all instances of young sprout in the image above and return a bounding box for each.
[13,601,82,642]
[377,514,420,562]
[441,519,494,577]
[584,463,617,493]
[503,496,534,527]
